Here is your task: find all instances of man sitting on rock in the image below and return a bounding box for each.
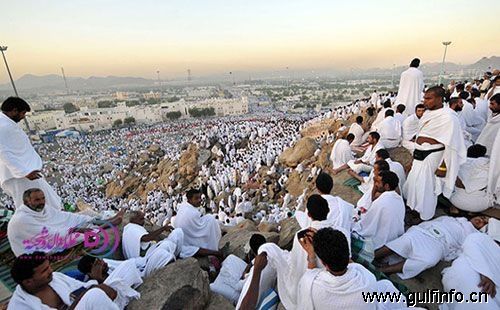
[449,144,490,214]
[330,134,355,174]
[210,233,277,307]
[353,171,405,257]
[8,252,121,309]
[374,215,489,279]
[315,172,353,232]
[7,188,124,257]
[346,132,384,175]
[377,109,402,149]
[174,188,222,252]
[122,211,222,271]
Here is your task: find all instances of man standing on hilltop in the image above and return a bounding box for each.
[0,97,62,210]
[396,58,425,115]
[403,87,466,221]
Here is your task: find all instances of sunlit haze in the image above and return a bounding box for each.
[2,0,499,82]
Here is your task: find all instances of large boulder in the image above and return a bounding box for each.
[127,258,210,310]
[219,229,280,259]
[279,137,318,167]
[278,217,300,250]
[178,144,200,185]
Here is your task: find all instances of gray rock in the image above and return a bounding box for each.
[278,217,300,250]
[127,258,210,310]
[220,229,279,259]
[206,293,235,310]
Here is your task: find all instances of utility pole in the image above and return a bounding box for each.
[438,41,452,85]
[61,67,69,94]
[0,45,31,132]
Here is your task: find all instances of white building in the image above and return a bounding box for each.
[160,97,248,119]
[21,110,65,132]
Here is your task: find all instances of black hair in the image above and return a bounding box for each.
[346,133,355,142]
[312,228,349,272]
[1,97,31,113]
[249,234,266,254]
[186,188,201,200]
[77,255,96,275]
[449,98,461,107]
[383,100,392,108]
[356,116,363,124]
[368,131,380,141]
[491,93,500,104]
[396,104,406,113]
[315,172,333,194]
[379,170,399,191]
[467,144,487,158]
[375,149,390,160]
[410,58,420,68]
[11,252,47,285]
[455,84,465,91]
[471,88,481,98]
[306,194,329,221]
[366,107,375,116]
[385,109,394,117]
[459,91,469,100]
[374,159,390,172]
[426,86,445,99]
[415,103,425,111]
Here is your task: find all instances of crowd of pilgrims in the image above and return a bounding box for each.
[0,64,499,310]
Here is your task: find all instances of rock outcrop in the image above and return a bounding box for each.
[279,137,317,167]
[128,258,211,310]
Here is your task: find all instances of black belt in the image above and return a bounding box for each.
[413,147,445,161]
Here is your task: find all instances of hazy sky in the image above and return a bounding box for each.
[1,0,499,82]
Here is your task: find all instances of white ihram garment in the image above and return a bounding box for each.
[441,233,500,310]
[386,216,477,279]
[330,139,354,169]
[0,112,61,210]
[395,67,424,115]
[403,108,466,220]
[174,202,221,251]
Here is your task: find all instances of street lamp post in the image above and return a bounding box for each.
[438,41,452,86]
[0,46,31,132]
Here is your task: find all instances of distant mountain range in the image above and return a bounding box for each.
[1,56,498,92]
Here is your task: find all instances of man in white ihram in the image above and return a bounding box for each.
[0,97,62,210]
[377,109,402,148]
[395,58,424,115]
[441,218,500,310]
[174,188,222,251]
[403,87,466,221]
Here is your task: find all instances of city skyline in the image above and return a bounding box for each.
[2,0,499,83]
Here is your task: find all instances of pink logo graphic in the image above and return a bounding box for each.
[23,221,121,258]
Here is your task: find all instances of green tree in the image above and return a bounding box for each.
[126,100,140,107]
[166,111,182,120]
[63,102,79,114]
[124,117,136,124]
[147,98,160,105]
[188,107,216,117]
[97,100,115,108]
[113,119,123,127]
[167,96,180,103]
